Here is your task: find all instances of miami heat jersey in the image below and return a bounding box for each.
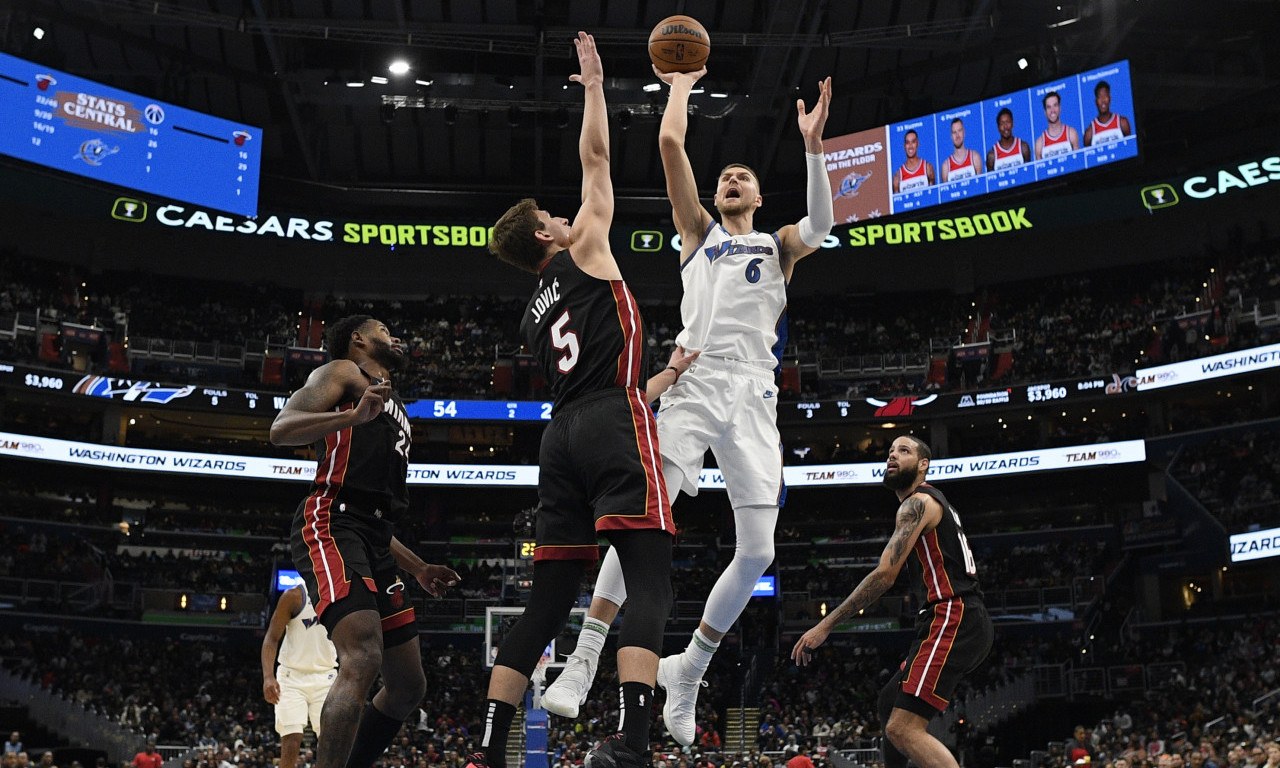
[898,160,930,192]
[905,484,983,606]
[946,152,980,181]
[521,250,647,413]
[1090,114,1124,145]
[308,371,410,522]
[675,223,787,372]
[992,139,1025,170]
[1040,126,1073,158]
[277,588,337,674]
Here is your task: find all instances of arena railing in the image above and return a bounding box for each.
[0,665,142,765]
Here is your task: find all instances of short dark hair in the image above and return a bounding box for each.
[901,434,932,461]
[997,107,1013,122]
[325,315,374,360]
[1094,80,1111,96]
[489,198,547,274]
[951,117,964,128]
[904,129,918,141]
[718,163,761,193]
[1042,90,1061,109]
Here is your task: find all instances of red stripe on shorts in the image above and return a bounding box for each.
[903,598,964,711]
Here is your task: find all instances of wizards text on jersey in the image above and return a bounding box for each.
[705,241,773,264]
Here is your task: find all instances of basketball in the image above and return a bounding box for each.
[648,15,710,74]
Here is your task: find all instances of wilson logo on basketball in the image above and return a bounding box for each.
[661,24,704,39]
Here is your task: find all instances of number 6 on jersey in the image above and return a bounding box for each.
[550,310,580,373]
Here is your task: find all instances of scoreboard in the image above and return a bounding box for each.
[0,51,261,217]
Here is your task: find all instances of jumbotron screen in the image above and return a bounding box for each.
[824,60,1136,222]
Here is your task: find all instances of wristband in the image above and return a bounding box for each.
[666,366,680,375]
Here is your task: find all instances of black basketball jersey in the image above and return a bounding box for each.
[905,484,983,606]
[308,370,411,522]
[520,250,648,412]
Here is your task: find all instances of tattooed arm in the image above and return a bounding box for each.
[791,492,942,665]
[269,359,389,446]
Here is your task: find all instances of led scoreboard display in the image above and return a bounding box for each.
[824,60,1138,222]
[0,51,261,217]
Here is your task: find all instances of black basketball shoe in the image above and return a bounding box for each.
[584,734,647,768]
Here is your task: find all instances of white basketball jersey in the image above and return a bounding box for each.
[1090,114,1125,145]
[675,223,787,371]
[277,589,338,674]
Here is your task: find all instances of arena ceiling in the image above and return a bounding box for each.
[1,0,1277,217]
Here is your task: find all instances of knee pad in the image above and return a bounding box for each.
[610,530,673,655]
[493,560,585,675]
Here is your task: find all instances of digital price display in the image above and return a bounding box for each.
[0,51,261,217]
[825,60,1137,222]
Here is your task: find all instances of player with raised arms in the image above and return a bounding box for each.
[544,53,834,746]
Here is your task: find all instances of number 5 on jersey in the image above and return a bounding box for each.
[550,310,580,373]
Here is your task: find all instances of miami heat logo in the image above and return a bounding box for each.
[386,577,406,610]
[864,394,938,417]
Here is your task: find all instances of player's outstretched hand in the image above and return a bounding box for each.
[351,380,392,424]
[569,31,603,88]
[652,65,706,88]
[416,563,462,598]
[797,76,832,143]
[666,345,700,376]
[790,622,832,667]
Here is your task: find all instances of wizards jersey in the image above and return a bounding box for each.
[1089,114,1125,145]
[946,151,980,181]
[1040,126,1073,158]
[277,587,337,674]
[898,160,930,192]
[676,223,788,372]
[521,250,647,413]
[992,138,1026,170]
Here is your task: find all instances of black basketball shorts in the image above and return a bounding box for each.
[290,497,417,648]
[894,596,993,717]
[534,387,675,561]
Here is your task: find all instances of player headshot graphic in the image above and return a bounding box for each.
[986,107,1031,171]
[893,129,935,193]
[1083,80,1132,146]
[939,118,982,183]
[1034,90,1080,160]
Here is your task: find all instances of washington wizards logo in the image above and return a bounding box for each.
[835,170,871,200]
[76,139,120,166]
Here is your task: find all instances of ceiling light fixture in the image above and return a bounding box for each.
[33,27,45,40]
[370,75,389,85]
[389,60,410,75]
[346,80,366,88]
[643,83,661,93]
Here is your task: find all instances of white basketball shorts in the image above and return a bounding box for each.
[656,355,784,509]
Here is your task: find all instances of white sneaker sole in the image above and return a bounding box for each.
[656,656,697,746]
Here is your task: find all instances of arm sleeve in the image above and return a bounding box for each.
[796,152,835,248]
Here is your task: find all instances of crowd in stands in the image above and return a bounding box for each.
[1171,431,1280,533]
[4,230,1278,402]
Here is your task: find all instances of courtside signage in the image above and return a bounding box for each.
[1229,527,1280,563]
[0,431,1144,488]
[1133,343,1280,391]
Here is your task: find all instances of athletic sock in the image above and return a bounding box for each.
[573,617,610,662]
[480,699,517,768]
[682,629,719,677]
[344,703,404,768]
[617,681,655,754]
